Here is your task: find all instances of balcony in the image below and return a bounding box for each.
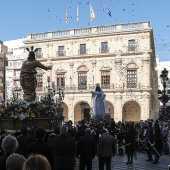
[27,21,150,40]
[36,53,43,58]
[65,84,114,91]
[78,84,87,90]
[99,48,110,54]
[79,50,88,55]
[127,83,137,88]
[101,84,112,89]
[127,46,137,52]
[56,51,66,57]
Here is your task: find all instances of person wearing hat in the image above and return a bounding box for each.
[20,46,52,102]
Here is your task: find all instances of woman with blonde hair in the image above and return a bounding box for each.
[23,154,51,170]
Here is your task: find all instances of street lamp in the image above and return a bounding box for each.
[45,77,65,125]
[158,68,170,120]
[158,68,170,106]
[13,86,21,101]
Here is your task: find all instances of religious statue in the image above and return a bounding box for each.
[20,46,52,102]
[91,84,106,117]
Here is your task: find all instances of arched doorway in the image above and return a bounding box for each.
[122,101,141,122]
[61,102,68,123]
[105,101,114,118]
[74,101,90,125]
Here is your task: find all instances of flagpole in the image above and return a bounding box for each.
[101,0,103,25]
[65,0,68,29]
[65,0,66,29]
[77,2,78,28]
[89,0,91,27]
[89,2,90,27]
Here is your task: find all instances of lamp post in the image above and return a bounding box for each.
[46,77,65,125]
[157,68,170,120]
[13,86,21,101]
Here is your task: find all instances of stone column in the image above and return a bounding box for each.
[91,59,96,88]
[69,61,74,87]
[68,96,75,123]
[114,95,122,122]
[140,94,150,120]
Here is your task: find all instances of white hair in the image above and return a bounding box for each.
[1,135,18,154]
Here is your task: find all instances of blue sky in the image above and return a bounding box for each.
[0,0,170,61]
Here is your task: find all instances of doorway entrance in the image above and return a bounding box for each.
[84,108,90,122]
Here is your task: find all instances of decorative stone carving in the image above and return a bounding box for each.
[91,59,96,66]
[77,65,89,72]
[115,55,122,64]
[69,61,74,67]
[55,67,67,73]
[100,64,112,71]
[80,58,85,64]
[126,62,138,69]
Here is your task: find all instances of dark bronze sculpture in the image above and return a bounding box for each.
[20,46,52,102]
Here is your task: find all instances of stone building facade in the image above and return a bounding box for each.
[0,41,7,101]
[21,21,159,124]
[4,39,25,101]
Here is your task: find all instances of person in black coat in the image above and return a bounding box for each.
[124,123,136,165]
[17,126,36,157]
[53,125,76,170]
[47,126,60,149]
[26,127,54,170]
[117,126,124,156]
[76,128,97,170]
[145,122,154,161]
[151,121,163,164]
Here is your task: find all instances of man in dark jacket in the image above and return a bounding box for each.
[26,127,54,169]
[145,122,154,161]
[17,126,36,157]
[54,125,76,170]
[76,128,97,170]
[47,126,60,149]
[98,129,116,170]
[152,121,163,164]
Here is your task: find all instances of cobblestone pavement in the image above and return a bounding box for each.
[75,153,170,170]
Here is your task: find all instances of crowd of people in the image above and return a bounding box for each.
[0,117,169,170]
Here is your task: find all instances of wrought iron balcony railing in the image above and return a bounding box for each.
[65,84,114,91]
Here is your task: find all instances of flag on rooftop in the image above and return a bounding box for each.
[102,1,112,17]
[90,3,95,21]
[65,8,68,24]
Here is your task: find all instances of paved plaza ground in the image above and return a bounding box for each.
[75,152,170,170]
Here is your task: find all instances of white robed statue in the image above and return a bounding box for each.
[91,84,107,117]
